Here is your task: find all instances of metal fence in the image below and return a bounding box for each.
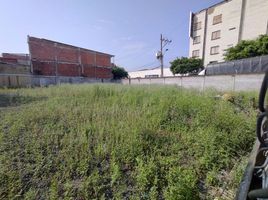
[206,55,268,75]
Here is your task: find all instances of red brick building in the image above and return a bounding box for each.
[0,53,30,65]
[28,36,114,79]
[0,36,114,79]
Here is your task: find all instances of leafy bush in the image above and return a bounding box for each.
[170,57,203,75]
[224,35,268,61]
[112,66,128,79]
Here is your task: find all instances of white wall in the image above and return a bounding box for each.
[128,67,179,78]
[203,0,242,65]
[122,74,265,92]
[189,11,206,59]
[241,0,268,40]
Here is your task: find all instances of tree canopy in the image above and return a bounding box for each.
[170,57,203,75]
[112,66,129,79]
[224,35,268,61]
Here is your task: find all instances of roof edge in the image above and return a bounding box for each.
[193,0,232,15]
[28,35,114,57]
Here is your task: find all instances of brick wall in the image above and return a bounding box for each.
[2,53,29,61]
[28,36,113,79]
[1,53,30,65]
[0,57,18,64]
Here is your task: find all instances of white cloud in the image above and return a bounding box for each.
[97,19,114,25]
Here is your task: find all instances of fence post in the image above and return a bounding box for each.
[16,76,19,87]
[202,76,206,92]
[232,74,236,91]
[260,56,262,71]
[8,76,11,87]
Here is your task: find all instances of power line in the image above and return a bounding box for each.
[116,49,154,62]
[137,60,159,70]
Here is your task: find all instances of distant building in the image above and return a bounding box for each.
[189,0,268,66]
[28,36,114,78]
[0,36,114,79]
[1,53,30,65]
[128,67,180,78]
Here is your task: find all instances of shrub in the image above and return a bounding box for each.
[112,66,128,79]
[170,57,203,75]
[224,35,268,61]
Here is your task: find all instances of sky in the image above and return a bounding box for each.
[0,0,222,71]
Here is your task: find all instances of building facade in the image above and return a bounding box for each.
[189,0,268,66]
[128,67,180,78]
[0,36,114,79]
[1,53,30,65]
[28,36,114,78]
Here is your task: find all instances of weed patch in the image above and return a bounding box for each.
[0,84,257,199]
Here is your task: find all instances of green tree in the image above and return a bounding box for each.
[256,34,268,55]
[170,57,203,75]
[224,35,268,61]
[112,66,128,80]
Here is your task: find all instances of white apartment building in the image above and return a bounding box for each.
[189,0,268,66]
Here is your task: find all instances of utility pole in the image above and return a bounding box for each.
[158,34,172,77]
[160,34,164,78]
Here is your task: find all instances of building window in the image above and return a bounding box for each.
[193,22,202,31]
[213,14,222,25]
[192,50,200,58]
[210,46,220,55]
[193,36,201,44]
[211,30,221,40]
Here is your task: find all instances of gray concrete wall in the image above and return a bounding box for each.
[0,63,31,75]
[122,74,265,91]
[1,73,264,91]
[0,74,113,88]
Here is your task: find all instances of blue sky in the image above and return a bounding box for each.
[0,0,222,71]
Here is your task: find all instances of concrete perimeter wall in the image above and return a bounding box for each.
[0,74,113,88]
[122,74,264,91]
[0,63,31,75]
[0,73,264,91]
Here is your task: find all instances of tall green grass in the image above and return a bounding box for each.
[0,84,257,199]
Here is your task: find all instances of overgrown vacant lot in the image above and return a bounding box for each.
[0,85,257,199]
